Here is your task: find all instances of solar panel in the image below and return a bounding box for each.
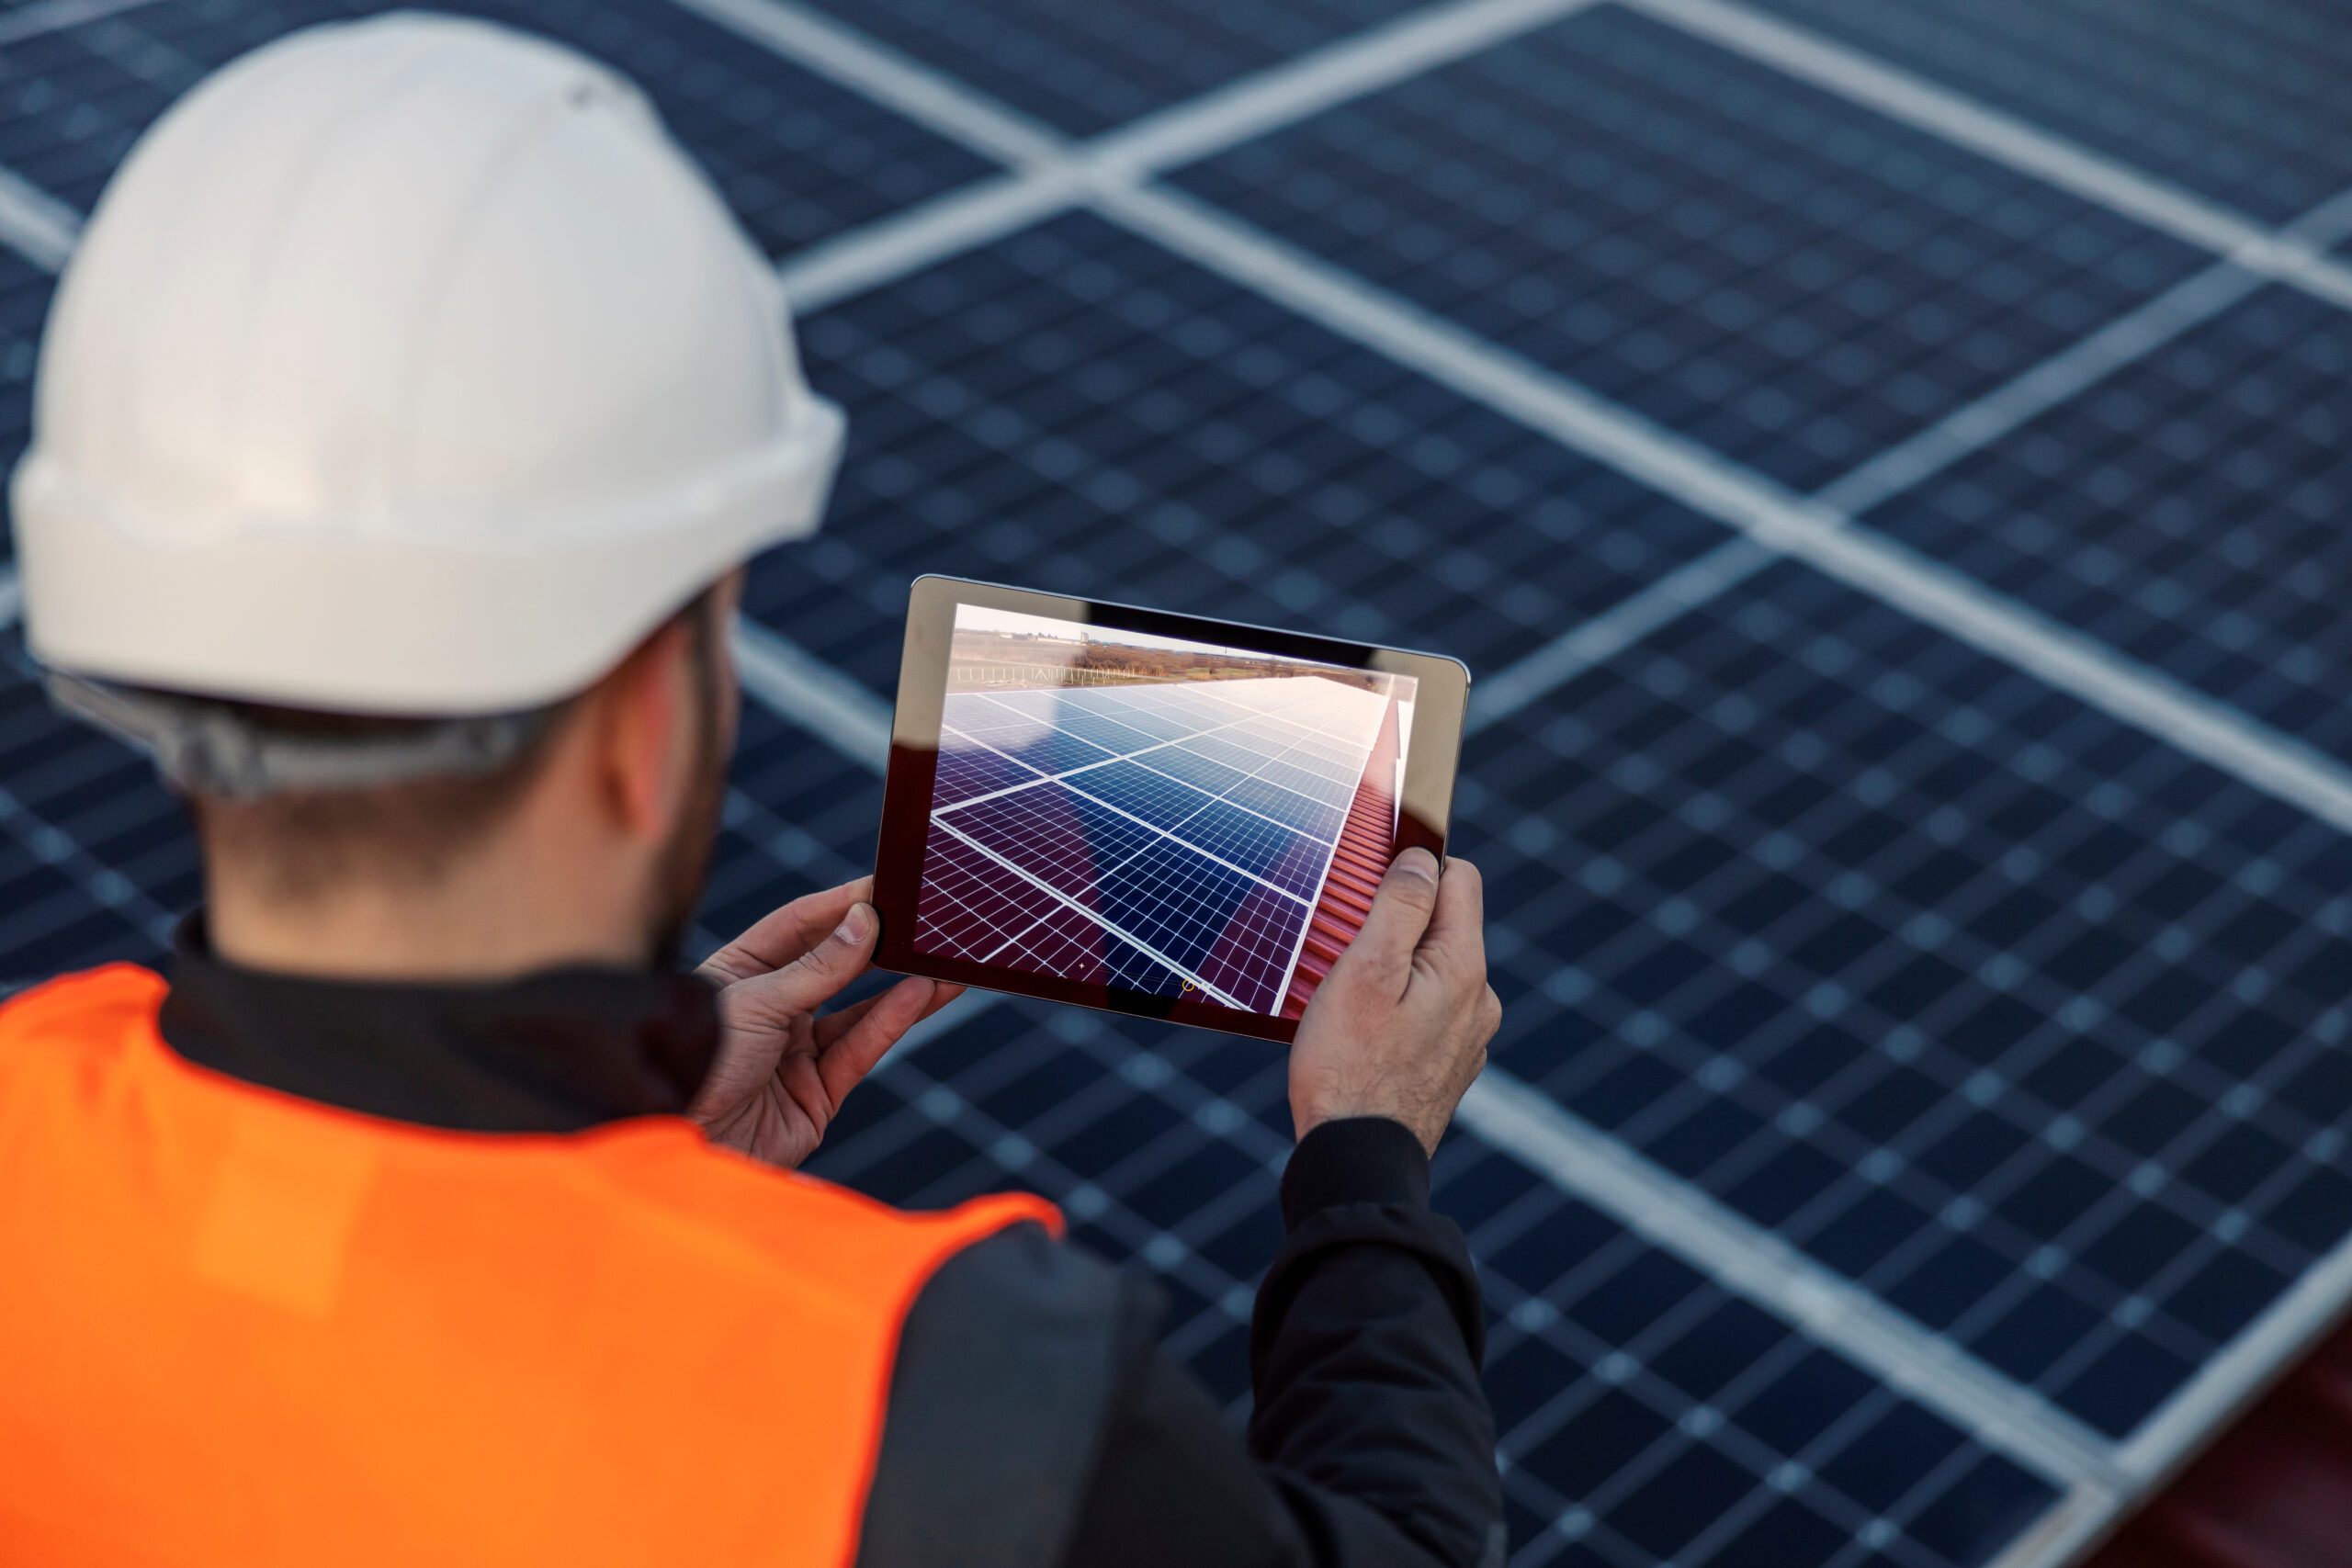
[6,0,2352,1562]
[1736,0,2352,226]
[787,0,1427,136]
[1861,282,2352,769]
[1461,558,2352,1438]
[0,0,991,247]
[917,676,1388,1009]
[751,209,1733,692]
[1170,4,2212,494]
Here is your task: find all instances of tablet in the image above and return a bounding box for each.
[872,576,1470,1043]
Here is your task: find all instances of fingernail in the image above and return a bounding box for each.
[1392,847,1439,885]
[833,905,871,944]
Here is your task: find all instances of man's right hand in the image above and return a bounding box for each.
[1289,848,1501,1156]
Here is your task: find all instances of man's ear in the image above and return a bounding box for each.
[589,615,698,842]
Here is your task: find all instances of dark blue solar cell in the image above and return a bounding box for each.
[1172,5,2209,493]
[1136,742,1252,798]
[1049,706,1165,756]
[1080,821,1256,966]
[966,725,1121,783]
[1739,0,2352,225]
[0,0,989,250]
[930,743,1040,806]
[1862,284,2352,768]
[1461,558,2352,1438]
[791,0,1425,137]
[1174,797,1321,890]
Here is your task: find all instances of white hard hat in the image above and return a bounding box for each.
[10,11,843,718]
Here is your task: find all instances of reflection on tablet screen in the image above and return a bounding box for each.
[911,603,1419,1020]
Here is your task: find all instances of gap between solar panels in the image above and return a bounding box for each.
[1097,181,2352,840]
[1461,175,2352,729]
[0,0,162,48]
[0,165,80,274]
[1611,0,2352,316]
[720,0,1613,312]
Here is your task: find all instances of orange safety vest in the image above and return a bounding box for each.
[0,964,1058,1567]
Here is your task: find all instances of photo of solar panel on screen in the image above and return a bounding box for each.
[911,604,1416,1021]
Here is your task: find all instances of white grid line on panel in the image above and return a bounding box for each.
[1986,1225,2352,1568]
[1083,0,1605,175]
[940,712,1340,861]
[0,164,78,273]
[1618,0,2352,316]
[0,0,160,47]
[777,168,1086,313]
[1468,539,1776,733]
[1815,180,2352,520]
[769,0,1620,311]
[732,615,894,773]
[926,679,1388,1010]
[667,0,1069,168]
[931,816,1248,1007]
[1456,1066,2129,1492]
[940,682,1345,818]
[947,761,1317,911]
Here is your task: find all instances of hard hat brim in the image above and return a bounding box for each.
[12,398,845,716]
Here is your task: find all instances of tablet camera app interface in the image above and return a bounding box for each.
[912,604,1420,1020]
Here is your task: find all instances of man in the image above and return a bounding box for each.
[0,16,1506,1567]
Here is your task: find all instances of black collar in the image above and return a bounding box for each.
[159,917,720,1134]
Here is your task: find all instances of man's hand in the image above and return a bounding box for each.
[1290,849,1500,1156]
[691,877,962,1168]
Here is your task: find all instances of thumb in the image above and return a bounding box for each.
[1327,848,1442,998]
[726,901,878,1025]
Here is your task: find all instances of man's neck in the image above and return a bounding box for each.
[206,872,652,983]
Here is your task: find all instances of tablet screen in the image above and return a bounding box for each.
[909,602,1419,1021]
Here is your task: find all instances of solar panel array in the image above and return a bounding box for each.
[4,1,2350,1564]
[921,676,1385,1010]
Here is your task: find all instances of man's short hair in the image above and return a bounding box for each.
[186,588,721,904]
[187,697,580,902]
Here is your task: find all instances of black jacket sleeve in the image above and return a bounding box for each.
[855,1118,1502,1568]
[1242,1117,1502,1568]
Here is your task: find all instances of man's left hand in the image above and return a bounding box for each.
[692,877,962,1168]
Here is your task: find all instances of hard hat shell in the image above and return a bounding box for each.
[10,12,843,716]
